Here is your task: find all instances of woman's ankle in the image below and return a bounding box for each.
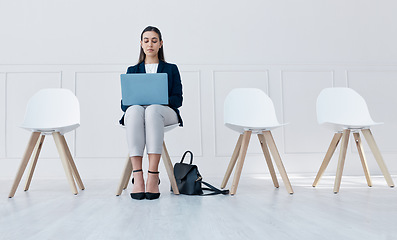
[146,171,160,193]
[132,171,145,193]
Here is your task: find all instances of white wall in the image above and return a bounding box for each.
[1,0,397,180]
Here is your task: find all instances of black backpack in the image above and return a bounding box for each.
[172,151,229,196]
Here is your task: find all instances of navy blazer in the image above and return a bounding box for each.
[119,60,183,126]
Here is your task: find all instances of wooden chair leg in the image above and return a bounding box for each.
[263,131,294,194]
[313,132,343,187]
[123,156,132,190]
[221,134,243,189]
[24,134,45,191]
[230,131,252,195]
[257,134,279,188]
[162,141,180,195]
[59,134,85,190]
[8,132,41,198]
[361,129,394,187]
[353,132,372,187]
[53,132,78,195]
[334,129,350,193]
[116,156,132,196]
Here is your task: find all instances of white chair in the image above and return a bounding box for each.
[313,87,394,193]
[8,88,84,198]
[220,88,293,195]
[116,124,180,196]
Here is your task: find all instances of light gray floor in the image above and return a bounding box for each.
[1,174,396,240]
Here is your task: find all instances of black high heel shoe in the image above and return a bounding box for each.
[130,169,145,200]
[145,170,161,200]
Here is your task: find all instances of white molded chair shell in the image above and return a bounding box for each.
[313,87,394,192]
[222,88,293,195]
[119,123,179,132]
[21,88,80,134]
[164,123,179,133]
[316,88,382,131]
[224,88,284,133]
[8,88,84,198]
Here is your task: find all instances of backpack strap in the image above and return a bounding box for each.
[180,151,193,164]
[200,181,229,196]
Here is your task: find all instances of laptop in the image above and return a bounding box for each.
[120,73,168,105]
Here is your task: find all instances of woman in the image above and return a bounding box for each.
[119,26,183,200]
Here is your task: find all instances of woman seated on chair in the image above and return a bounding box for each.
[119,26,183,200]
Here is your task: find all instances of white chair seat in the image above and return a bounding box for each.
[225,123,287,134]
[321,122,383,132]
[21,123,80,135]
[164,123,179,132]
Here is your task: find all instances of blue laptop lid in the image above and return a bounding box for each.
[121,73,168,105]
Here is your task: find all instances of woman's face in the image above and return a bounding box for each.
[141,31,163,59]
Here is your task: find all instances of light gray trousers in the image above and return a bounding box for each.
[124,105,178,157]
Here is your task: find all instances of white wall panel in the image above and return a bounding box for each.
[165,71,202,156]
[0,73,5,158]
[213,71,268,156]
[347,71,397,153]
[75,72,126,158]
[6,72,61,158]
[282,71,334,153]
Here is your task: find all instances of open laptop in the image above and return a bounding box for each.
[120,73,168,105]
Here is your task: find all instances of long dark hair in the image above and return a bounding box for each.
[138,26,165,64]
